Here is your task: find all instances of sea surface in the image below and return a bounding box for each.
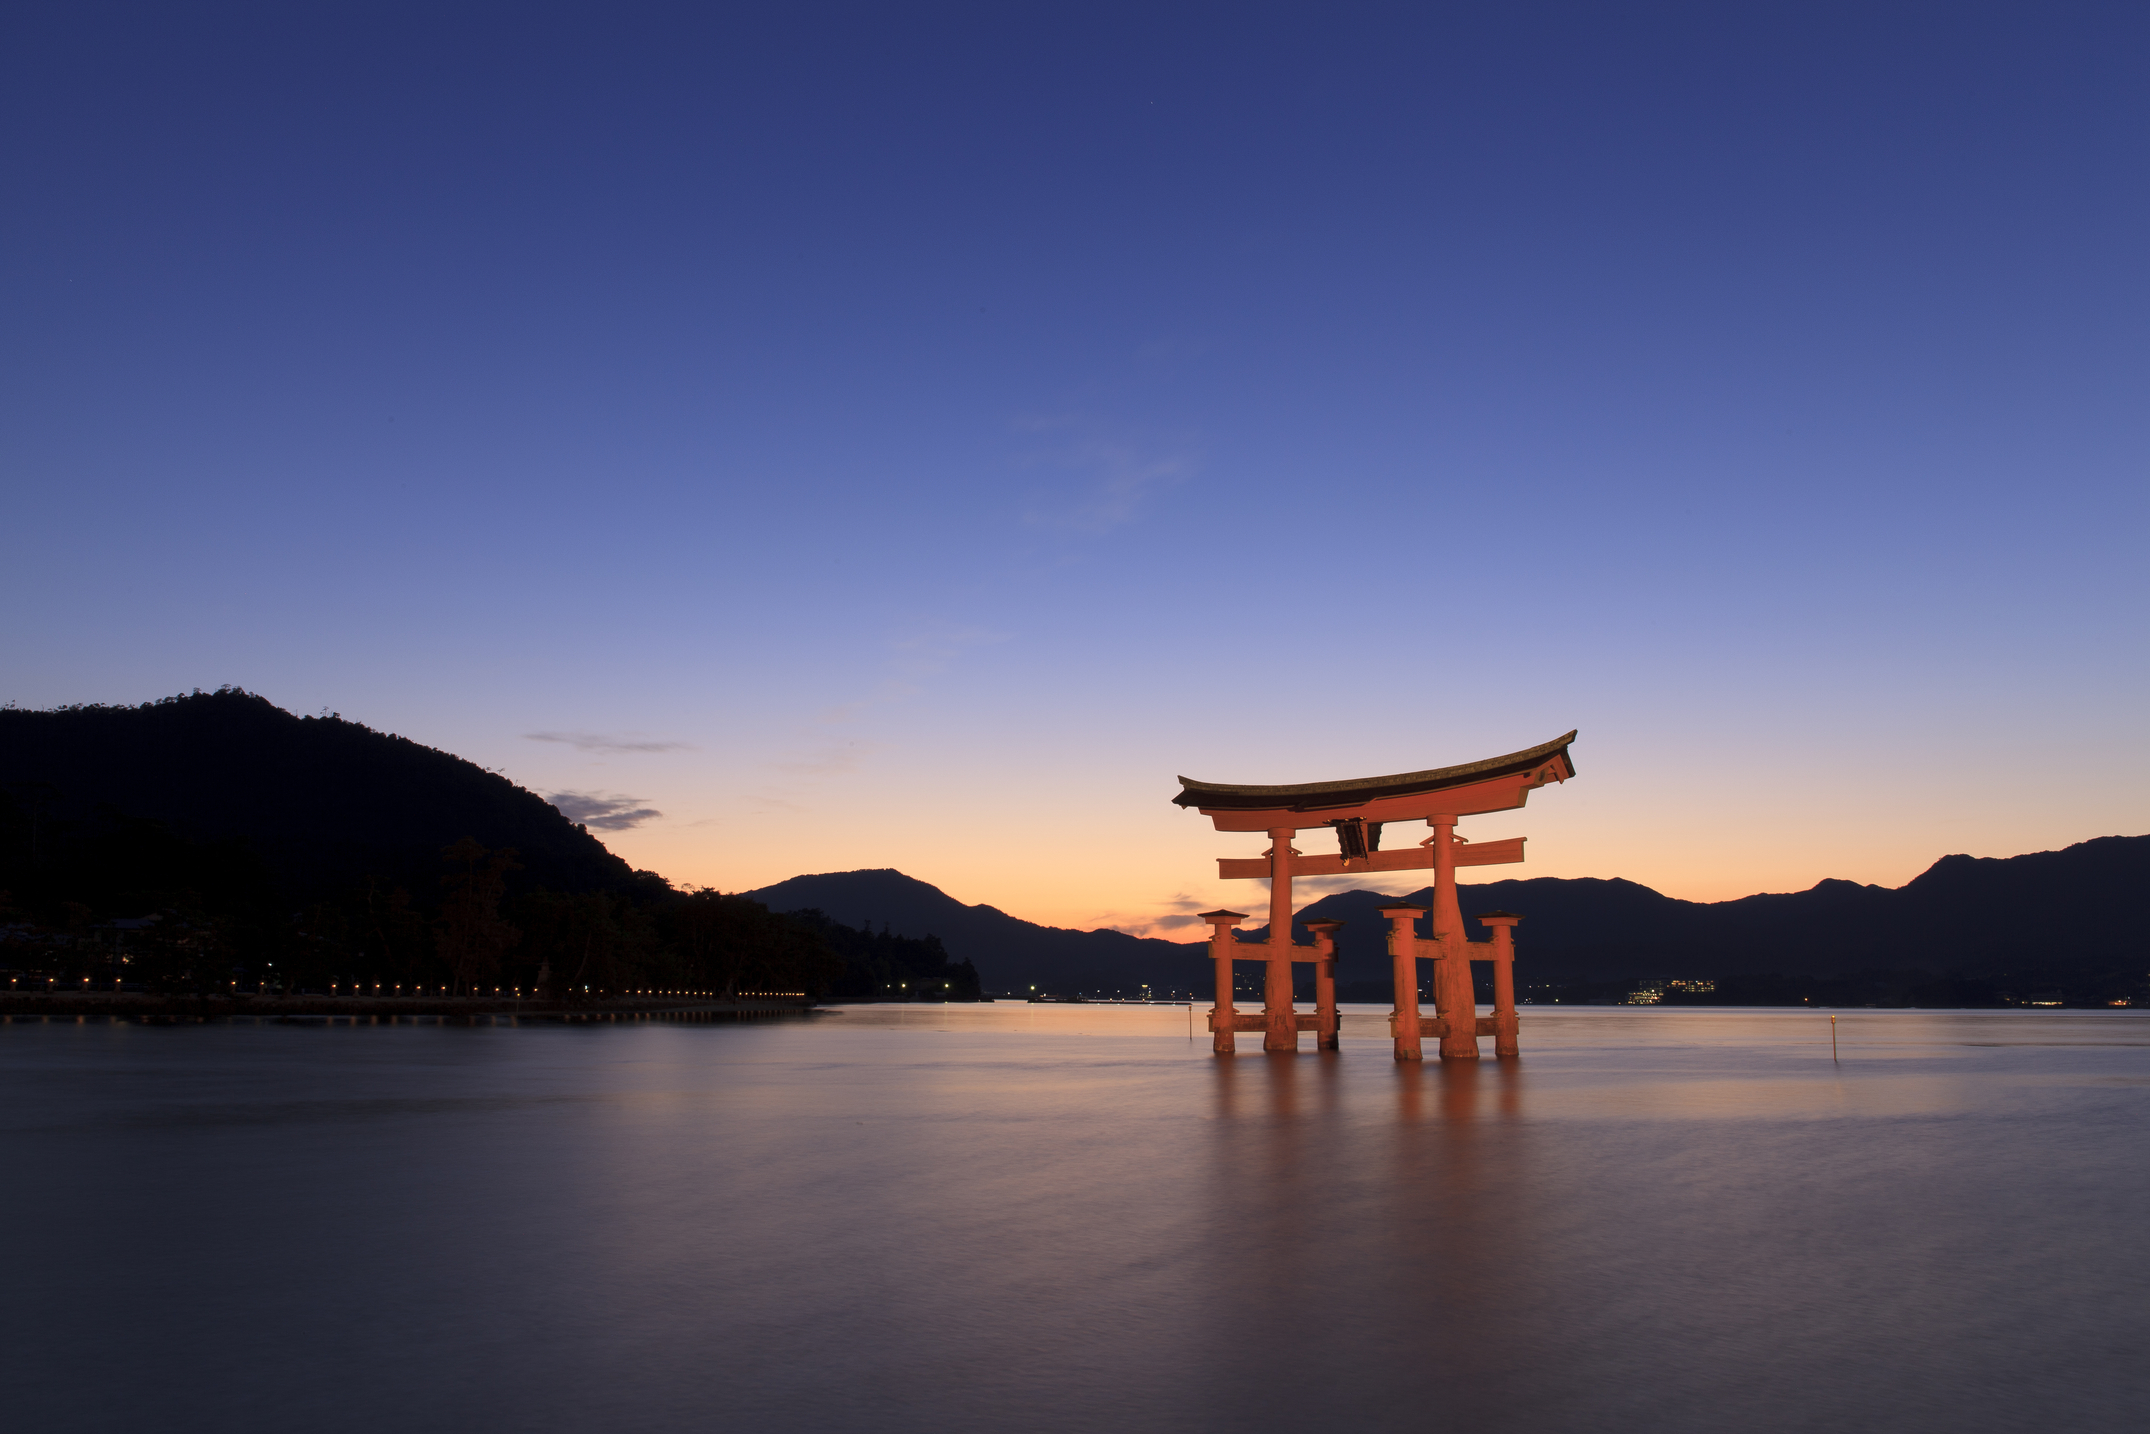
[3,1004,2145,1433]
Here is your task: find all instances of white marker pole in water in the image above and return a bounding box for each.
[1830,1012,1839,1064]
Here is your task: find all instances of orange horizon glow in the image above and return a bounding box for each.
[593,794,2143,940]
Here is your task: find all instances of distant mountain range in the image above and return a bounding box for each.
[8,690,2140,1005]
[1276,834,2148,997]
[743,869,1209,997]
[750,836,2149,1001]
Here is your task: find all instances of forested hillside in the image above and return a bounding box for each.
[0,690,968,1001]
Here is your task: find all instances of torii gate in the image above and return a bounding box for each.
[1175,732,1576,1061]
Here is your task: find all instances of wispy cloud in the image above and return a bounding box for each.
[881,624,1004,701]
[771,741,885,777]
[525,731,692,754]
[548,790,664,831]
[756,623,1003,807]
[1014,418,1197,533]
[808,626,1006,731]
[814,700,868,726]
[1094,892,1216,940]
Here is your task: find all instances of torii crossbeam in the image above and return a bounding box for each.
[1175,731,1577,1061]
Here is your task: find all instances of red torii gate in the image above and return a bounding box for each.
[1174,732,1576,1061]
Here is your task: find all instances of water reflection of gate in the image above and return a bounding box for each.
[1187,1054,1544,1426]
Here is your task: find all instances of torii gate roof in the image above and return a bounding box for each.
[1174,731,1577,822]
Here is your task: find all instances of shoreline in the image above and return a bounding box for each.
[0,993,818,1020]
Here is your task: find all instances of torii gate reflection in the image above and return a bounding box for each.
[1176,732,1576,1061]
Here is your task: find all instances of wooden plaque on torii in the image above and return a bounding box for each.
[1175,731,1576,1061]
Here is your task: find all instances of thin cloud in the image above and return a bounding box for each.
[548,790,663,831]
[1094,892,1218,939]
[757,625,1000,809]
[879,625,1003,701]
[815,700,868,726]
[524,731,692,754]
[811,627,1005,727]
[1014,418,1198,533]
[770,741,884,777]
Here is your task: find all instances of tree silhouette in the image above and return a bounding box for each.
[436,839,521,995]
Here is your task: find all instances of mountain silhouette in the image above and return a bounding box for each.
[1254,834,2148,996]
[742,868,1209,996]
[8,691,2139,1004]
[0,688,636,901]
[753,836,2147,1001]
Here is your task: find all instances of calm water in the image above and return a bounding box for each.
[4,1005,2146,1433]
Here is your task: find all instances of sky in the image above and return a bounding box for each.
[4,2,2145,937]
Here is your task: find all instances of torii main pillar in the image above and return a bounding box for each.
[1174,732,1577,1060]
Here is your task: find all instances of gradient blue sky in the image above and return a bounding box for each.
[6,2,2145,933]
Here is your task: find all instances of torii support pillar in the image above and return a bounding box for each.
[1381,903,1427,1062]
[1305,919,1343,1050]
[1201,910,1249,1055]
[1478,911,1522,1058]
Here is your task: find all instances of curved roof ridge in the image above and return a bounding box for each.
[1175,731,1576,805]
